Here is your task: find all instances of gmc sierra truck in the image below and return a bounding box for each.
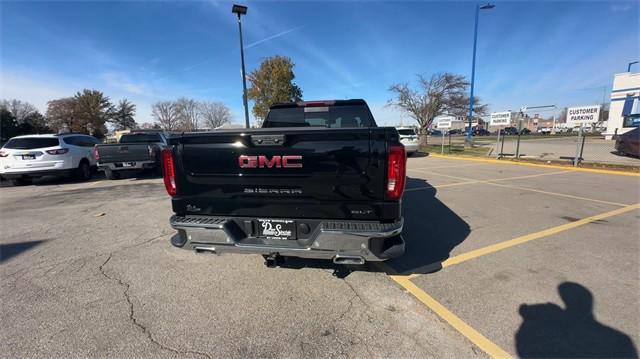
[93,131,167,179]
[163,99,406,266]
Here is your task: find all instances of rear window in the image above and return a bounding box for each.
[397,129,416,136]
[120,133,162,143]
[3,137,60,149]
[262,105,376,128]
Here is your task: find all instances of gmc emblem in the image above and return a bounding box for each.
[239,155,303,168]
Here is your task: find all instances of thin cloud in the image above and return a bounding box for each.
[244,25,304,49]
[177,25,303,74]
[610,4,631,12]
[101,72,148,96]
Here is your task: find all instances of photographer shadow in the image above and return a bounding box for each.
[278,176,470,277]
[516,282,637,358]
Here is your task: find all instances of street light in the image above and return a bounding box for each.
[466,3,495,144]
[628,61,639,72]
[232,4,250,128]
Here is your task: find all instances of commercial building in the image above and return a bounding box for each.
[606,71,640,140]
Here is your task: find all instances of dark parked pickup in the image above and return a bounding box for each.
[163,99,407,265]
[94,131,167,179]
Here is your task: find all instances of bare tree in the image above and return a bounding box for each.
[199,101,231,129]
[46,97,77,133]
[175,97,200,131]
[151,101,179,131]
[1,99,38,123]
[139,122,161,130]
[388,73,487,145]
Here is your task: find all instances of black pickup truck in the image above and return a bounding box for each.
[163,99,406,265]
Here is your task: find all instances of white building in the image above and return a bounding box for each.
[606,71,640,140]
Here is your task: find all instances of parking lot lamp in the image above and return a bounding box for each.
[628,61,639,72]
[466,3,495,144]
[232,4,250,129]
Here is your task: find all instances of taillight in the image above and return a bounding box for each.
[386,144,406,200]
[162,148,177,197]
[92,146,100,161]
[148,145,155,160]
[0,150,8,157]
[45,148,69,155]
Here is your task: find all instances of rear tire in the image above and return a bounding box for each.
[76,160,92,181]
[11,178,32,186]
[105,168,120,180]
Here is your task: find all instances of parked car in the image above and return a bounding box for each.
[500,127,520,136]
[520,128,531,135]
[428,129,443,136]
[472,129,491,136]
[448,129,463,135]
[615,127,640,157]
[0,133,99,185]
[396,127,419,154]
[93,131,168,179]
[164,99,406,266]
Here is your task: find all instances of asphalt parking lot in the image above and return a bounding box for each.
[1,156,639,357]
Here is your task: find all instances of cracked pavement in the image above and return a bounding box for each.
[0,175,480,358]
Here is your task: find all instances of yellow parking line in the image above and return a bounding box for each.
[410,163,485,171]
[405,181,481,191]
[390,275,513,358]
[441,203,640,268]
[410,168,569,183]
[428,154,640,177]
[411,169,630,207]
[487,182,630,207]
[387,204,639,357]
[405,171,567,191]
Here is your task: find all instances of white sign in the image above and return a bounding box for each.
[436,116,454,129]
[567,105,600,125]
[490,111,511,126]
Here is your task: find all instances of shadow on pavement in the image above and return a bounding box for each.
[515,282,638,358]
[408,151,428,158]
[1,169,162,188]
[0,173,106,187]
[276,176,470,278]
[0,240,47,263]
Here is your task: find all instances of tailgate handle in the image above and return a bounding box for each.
[251,135,285,146]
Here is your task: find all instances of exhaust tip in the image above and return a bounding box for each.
[333,255,365,265]
[194,246,217,254]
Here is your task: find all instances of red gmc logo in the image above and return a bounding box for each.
[239,155,303,168]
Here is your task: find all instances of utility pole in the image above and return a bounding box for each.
[232,4,250,128]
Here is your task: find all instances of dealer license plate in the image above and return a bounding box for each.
[256,219,297,240]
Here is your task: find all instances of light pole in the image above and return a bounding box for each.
[232,4,250,128]
[466,3,495,144]
[628,61,639,72]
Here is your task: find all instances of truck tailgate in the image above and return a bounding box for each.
[172,127,394,220]
[96,144,151,163]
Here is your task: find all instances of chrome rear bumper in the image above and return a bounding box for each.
[169,215,404,262]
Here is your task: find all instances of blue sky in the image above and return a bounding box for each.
[1,1,638,126]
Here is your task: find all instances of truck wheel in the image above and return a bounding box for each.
[105,168,120,180]
[76,161,92,181]
[11,178,32,186]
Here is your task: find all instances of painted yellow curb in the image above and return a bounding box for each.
[427,154,640,177]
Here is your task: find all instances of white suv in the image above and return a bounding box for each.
[396,127,420,154]
[0,133,100,185]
